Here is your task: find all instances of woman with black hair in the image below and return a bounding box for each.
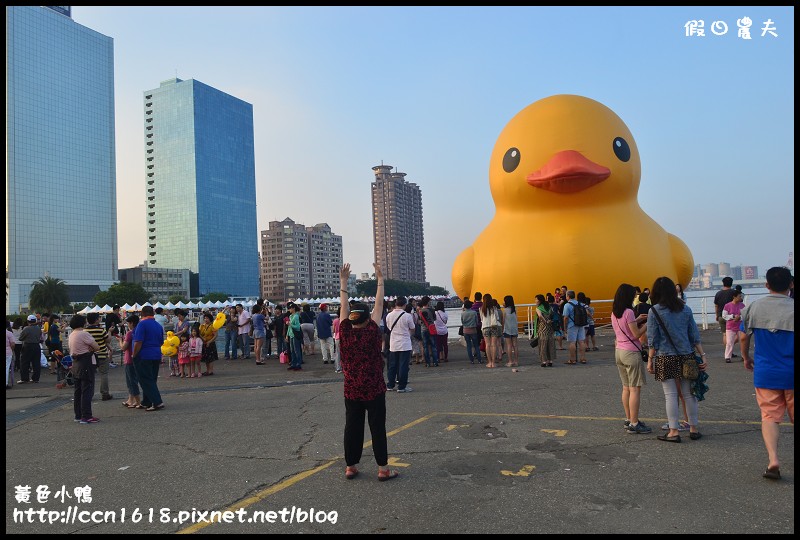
[646,276,707,443]
[337,262,398,482]
[611,284,651,434]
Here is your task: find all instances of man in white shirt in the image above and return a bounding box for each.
[385,296,417,393]
[236,304,252,359]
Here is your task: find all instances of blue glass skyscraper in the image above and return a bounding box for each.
[6,6,118,313]
[144,77,259,297]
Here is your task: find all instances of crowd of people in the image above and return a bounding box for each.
[4,266,793,483]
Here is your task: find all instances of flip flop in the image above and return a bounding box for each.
[378,469,399,482]
[345,467,359,480]
[763,467,781,480]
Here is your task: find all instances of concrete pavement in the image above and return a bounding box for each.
[5,328,794,533]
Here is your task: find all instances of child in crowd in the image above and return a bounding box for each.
[584,297,598,351]
[177,334,190,378]
[188,327,203,378]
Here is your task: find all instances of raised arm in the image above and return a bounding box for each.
[371,262,384,325]
[339,263,351,322]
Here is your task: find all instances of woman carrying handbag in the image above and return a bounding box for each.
[646,276,708,443]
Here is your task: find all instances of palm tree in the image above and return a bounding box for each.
[28,276,70,313]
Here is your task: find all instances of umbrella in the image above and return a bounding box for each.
[692,361,709,401]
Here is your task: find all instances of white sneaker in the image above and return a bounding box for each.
[397,387,413,393]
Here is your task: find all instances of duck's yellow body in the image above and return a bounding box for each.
[452,95,693,303]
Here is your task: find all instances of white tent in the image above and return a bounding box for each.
[100,304,112,313]
[131,303,142,312]
[153,301,164,309]
[89,305,102,313]
[78,306,92,314]
[142,302,153,307]
[213,301,224,308]
[121,303,133,311]
[164,302,176,310]
[187,301,198,309]
[175,301,187,309]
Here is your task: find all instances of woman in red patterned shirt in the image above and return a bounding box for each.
[338,262,398,482]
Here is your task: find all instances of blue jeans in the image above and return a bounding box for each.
[225,330,238,358]
[289,335,303,368]
[421,331,438,366]
[134,359,162,408]
[464,332,481,362]
[275,335,285,355]
[387,350,411,390]
[240,333,251,358]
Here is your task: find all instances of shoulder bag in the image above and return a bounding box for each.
[650,308,699,380]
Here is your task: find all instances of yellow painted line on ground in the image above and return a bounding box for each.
[179,413,437,534]
[541,429,568,437]
[387,457,411,468]
[500,465,536,477]
[440,412,764,426]
[445,424,470,431]
[177,459,338,534]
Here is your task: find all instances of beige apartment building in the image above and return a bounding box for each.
[261,218,343,302]
[371,164,426,284]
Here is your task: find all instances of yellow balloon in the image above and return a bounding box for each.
[169,336,180,347]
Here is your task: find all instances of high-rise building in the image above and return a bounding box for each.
[718,262,731,277]
[260,218,343,302]
[307,223,344,298]
[6,6,118,313]
[144,77,258,298]
[371,164,426,284]
[703,263,719,278]
[118,263,190,302]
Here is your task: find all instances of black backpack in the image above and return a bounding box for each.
[570,301,588,327]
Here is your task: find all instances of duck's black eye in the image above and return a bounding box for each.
[503,147,520,172]
[612,137,630,162]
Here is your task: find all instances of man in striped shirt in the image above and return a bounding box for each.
[85,312,113,400]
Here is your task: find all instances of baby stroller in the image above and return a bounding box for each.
[54,351,74,389]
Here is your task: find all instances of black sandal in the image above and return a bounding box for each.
[657,434,681,443]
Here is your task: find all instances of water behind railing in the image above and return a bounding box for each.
[444,288,771,340]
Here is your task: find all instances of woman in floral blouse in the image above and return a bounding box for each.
[338,262,398,482]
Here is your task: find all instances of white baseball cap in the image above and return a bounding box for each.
[27,314,37,322]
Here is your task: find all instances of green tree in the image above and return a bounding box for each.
[93,282,150,306]
[168,294,189,304]
[28,276,70,313]
[201,292,229,303]
[428,285,450,296]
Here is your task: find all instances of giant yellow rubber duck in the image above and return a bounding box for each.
[452,94,693,304]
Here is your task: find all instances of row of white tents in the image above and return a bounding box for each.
[77,300,257,314]
[77,295,455,314]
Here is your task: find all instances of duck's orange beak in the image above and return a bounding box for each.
[527,150,610,194]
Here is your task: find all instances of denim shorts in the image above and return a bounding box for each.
[566,325,586,342]
[253,330,266,339]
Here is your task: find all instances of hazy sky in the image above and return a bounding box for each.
[73,6,794,292]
